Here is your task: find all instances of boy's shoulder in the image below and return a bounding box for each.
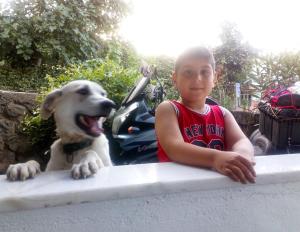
[214,105,234,118]
[156,100,177,113]
[211,104,228,117]
[158,100,174,108]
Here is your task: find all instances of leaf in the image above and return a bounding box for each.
[49,26,56,32]
[12,23,18,30]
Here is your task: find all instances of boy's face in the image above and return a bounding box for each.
[173,57,215,102]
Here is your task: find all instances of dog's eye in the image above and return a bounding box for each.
[77,87,90,96]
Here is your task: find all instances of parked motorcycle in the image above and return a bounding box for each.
[109,66,163,165]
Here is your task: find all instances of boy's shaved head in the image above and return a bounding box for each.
[175,47,215,73]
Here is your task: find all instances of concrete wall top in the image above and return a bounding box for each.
[0,154,300,214]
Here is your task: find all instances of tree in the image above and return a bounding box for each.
[103,37,140,69]
[0,0,128,67]
[146,55,176,100]
[212,22,257,109]
[214,22,257,83]
[248,52,300,98]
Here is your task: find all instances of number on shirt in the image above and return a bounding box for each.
[191,139,224,150]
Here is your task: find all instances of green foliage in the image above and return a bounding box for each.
[0,63,63,91]
[103,38,140,69]
[21,111,57,150]
[213,22,257,108]
[211,85,235,110]
[46,57,140,106]
[0,0,129,91]
[0,0,128,67]
[146,55,178,100]
[214,22,257,83]
[20,109,57,169]
[249,52,300,97]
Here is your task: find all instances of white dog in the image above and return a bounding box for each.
[6,80,115,180]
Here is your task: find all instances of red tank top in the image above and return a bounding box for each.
[157,100,225,162]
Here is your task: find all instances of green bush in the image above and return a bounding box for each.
[0,63,63,92]
[21,111,57,169]
[45,58,140,106]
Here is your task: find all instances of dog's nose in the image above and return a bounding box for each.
[99,99,116,117]
[101,99,116,110]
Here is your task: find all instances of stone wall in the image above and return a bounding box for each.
[0,90,38,174]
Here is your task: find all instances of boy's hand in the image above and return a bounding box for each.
[213,152,256,184]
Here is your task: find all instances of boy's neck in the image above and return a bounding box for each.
[180,98,206,112]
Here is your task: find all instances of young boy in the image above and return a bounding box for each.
[155,47,256,184]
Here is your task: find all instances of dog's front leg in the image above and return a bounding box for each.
[71,151,104,179]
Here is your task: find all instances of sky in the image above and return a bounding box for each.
[1,0,300,57]
[119,0,300,57]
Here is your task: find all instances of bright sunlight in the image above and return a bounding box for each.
[119,0,300,56]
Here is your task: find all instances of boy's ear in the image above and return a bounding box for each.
[40,89,63,120]
[214,65,223,84]
[172,72,177,88]
[213,74,217,87]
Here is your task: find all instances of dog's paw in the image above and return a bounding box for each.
[71,156,104,180]
[6,160,41,181]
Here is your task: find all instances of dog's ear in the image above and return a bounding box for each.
[40,89,62,120]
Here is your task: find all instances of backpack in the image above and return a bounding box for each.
[262,85,300,109]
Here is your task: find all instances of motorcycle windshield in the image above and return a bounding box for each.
[121,76,150,106]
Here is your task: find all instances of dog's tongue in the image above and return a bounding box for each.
[84,116,103,134]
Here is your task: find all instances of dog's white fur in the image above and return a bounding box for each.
[6,80,114,181]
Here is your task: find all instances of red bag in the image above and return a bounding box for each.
[262,85,300,109]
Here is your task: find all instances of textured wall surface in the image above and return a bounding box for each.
[1,182,300,232]
[0,90,37,173]
[0,155,300,232]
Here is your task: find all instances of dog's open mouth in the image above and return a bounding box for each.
[75,114,104,137]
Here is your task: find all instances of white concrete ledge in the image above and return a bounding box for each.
[1,154,300,232]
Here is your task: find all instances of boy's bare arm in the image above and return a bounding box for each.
[223,108,255,162]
